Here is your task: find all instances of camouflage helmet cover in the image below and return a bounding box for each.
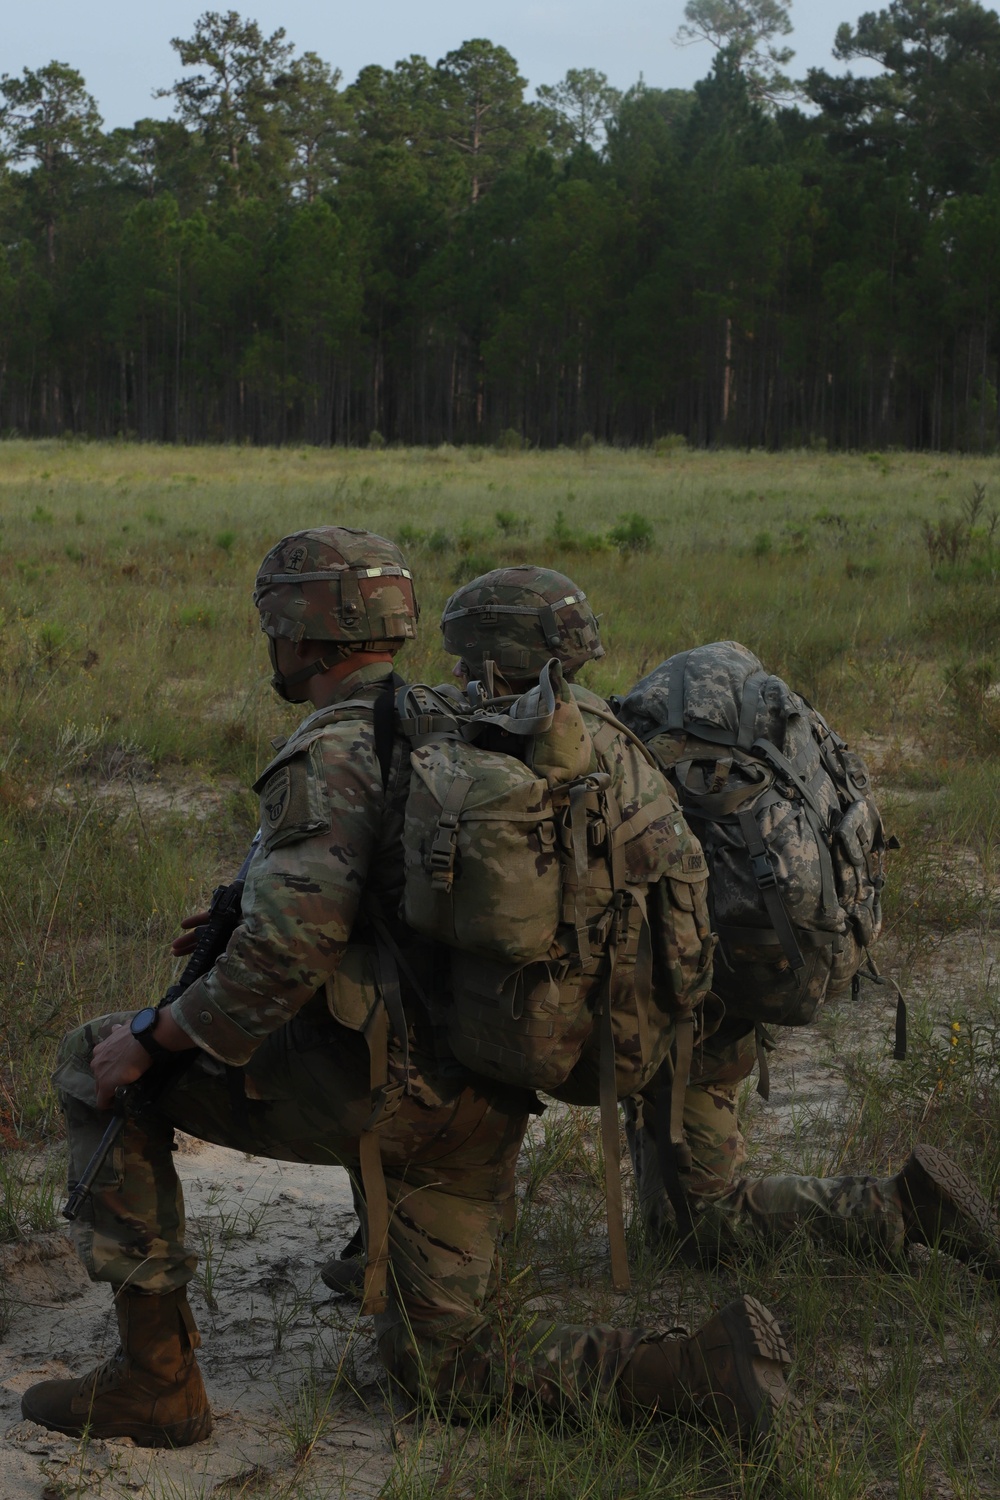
[441,565,604,680]
[254,526,418,646]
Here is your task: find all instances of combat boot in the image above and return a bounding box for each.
[619,1295,793,1444]
[21,1285,212,1447]
[319,1226,365,1299]
[895,1143,1000,1276]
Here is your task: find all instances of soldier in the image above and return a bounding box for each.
[21,529,795,1451]
[438,565,1000,1276]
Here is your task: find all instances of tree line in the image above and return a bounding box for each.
[2,0,1000,451]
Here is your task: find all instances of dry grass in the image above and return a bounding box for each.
[2,439,999,1496]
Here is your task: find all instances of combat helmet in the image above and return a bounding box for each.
[441,565,603,686]
[254,526,418,699]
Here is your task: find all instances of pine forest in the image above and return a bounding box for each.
[3,1,1000,451]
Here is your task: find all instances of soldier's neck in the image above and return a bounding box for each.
[307,654,395,709]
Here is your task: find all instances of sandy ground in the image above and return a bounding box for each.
[1,1149,403,1499]
[0,973,937,1499]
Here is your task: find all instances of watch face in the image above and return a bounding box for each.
[131,1006,159,1036]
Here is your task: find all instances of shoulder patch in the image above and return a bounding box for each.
[257,744,332,853]
[262,766,292,833]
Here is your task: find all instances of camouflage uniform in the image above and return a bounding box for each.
[53,661,653,1410]
[625,1023,908,1260]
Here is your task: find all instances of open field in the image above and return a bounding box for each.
[1,441,1000,1497]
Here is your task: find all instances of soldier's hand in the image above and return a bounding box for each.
[171,910,212,956]
[91,1025,152,1111]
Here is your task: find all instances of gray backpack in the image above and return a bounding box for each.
[615,642,901,1042]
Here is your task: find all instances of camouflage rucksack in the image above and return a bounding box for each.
[615,642,901,1040]
[397,658,715,1287]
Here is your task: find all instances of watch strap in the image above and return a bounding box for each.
[130,1007,172,1063]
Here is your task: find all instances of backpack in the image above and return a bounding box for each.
[614,642,902,1047]
[393,658,715,1287]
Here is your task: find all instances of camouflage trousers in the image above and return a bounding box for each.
[55,1011,648,1413]
[625,1021,907,1258]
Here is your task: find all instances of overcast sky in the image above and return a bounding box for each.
[4,0,888,129]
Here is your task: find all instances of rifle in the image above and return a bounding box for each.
[63,836,260,1222]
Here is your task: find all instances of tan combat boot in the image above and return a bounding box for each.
[895,1143,1000,1276]
[619,1295,793,1444]
[21,1286,212,1447]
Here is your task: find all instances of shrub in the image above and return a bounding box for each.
[923,482,999,571]
[494,509,530,538]
[608,512,655,553]
[426,528,452,554]
[37,621,69,656]
[546,509,607,553]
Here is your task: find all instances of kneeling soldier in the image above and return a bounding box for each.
[23,530,794,1450]
[438,566,1000,1277]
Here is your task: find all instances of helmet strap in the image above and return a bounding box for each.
[267,638,350,702]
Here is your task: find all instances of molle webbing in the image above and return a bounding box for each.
[735,806,805,975]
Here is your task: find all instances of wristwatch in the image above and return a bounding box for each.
[130,1006,172,1062]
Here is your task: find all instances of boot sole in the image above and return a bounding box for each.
[911,1144,1000,1275]
[20,1394,213,1448]
[693,1295,794,1443]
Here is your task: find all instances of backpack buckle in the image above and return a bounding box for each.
[429,831,457,888]
[364,1080,404,1132]
[750,851,776,889]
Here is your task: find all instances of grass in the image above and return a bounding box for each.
[1,439,999,1495]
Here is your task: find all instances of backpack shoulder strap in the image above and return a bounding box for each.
[372,673,405,792]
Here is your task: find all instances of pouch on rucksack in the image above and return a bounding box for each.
[615,642,900,1039]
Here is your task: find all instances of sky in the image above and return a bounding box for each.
[3,0,883,128]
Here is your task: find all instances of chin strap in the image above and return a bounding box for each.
[268,638,351,702]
